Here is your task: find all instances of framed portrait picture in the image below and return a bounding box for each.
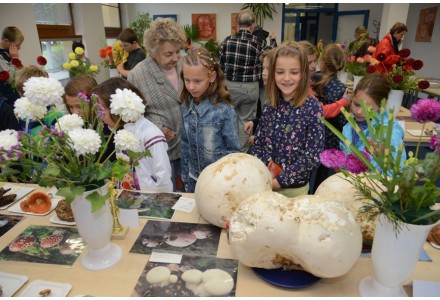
[153,14,177,22]
[192,13,216,40]
[415,7,438,42]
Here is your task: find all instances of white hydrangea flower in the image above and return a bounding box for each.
[56,114,84,132]
[14,97,47,120]
[114,129,141,152]
[68,128,102,156]
[110,88,145,123]
[23,77,65,106]
[0,129,20,152]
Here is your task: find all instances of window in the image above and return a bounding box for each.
[40,41,73,86]
[102,3,122,38]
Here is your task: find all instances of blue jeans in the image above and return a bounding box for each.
[170,158,182,192]
[186,177,197,193]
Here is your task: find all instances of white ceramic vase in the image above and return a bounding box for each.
[386,89,405,114]
[358,215,437,297]
[353,75,364,91]
[70,184,122,271]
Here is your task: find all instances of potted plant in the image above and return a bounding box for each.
[128,11,152,47]
[319,98,440,296]
[241,3,278,27]
[183,24,200,46]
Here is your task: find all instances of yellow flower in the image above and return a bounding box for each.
[70,60,79,68]
[74,47,84,55]
[62,62,71,70]
[68,52,76,60]
[89,65,98,72]
[112,40,129,65]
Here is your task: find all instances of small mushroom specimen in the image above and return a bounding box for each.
[145,266,174,288]
[9,236,36,252]
[0,193,16,207]
[164,232,197,247]
[40,234,64,248]
[0,187,11,198]
[39,289,51,297]
[181,268,234,296]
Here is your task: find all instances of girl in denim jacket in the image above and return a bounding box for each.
[180,48,240,192]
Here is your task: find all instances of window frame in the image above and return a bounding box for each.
[102,3,122,38]
[35,4,81,40]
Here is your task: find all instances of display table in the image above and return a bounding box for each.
[396,106,437,146]
[0,183,439,296]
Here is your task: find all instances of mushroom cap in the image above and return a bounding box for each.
[146,266,171,285]
[195,153,272,228]
[229,191,362,278]
[9,236,36,252]
[164,232,197,247]
[181,269,203,284]
[40,234,64,248]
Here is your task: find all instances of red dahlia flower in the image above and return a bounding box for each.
[366,65,376,73]
[398,48,411,58]
[418,80,430,90]
[377,53,386,62]
[412,60,423,70]
[37,56,47,66]
[405,58,415,67]
[11,57,23,68]
[0,70,10,81]
[392,74,404,83]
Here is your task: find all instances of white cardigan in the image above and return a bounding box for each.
[124,117,173,192]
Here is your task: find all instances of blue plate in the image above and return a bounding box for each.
[253,267,320,289]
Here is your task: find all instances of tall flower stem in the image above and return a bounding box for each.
[415,123,425,159]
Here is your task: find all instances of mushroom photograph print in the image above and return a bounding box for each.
[131,255,238,297]
[0,225,85,265]
[130,221,221,257]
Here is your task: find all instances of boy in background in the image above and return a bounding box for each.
[116,28,146,78]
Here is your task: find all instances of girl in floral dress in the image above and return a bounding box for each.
[310,43,347,193]
[251,42,325,197]
[92,77,172,192]
[180,47,240,193]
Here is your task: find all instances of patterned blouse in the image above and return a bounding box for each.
[251,96,325,188]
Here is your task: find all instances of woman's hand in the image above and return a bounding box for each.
[243,120,254,134]
[162,126,177,141]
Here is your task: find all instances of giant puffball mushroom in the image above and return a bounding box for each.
[145,266,172,287]
[314,173,378,241]
[181,269,203,292]
[198,269,234,296]
[195,153,272,228]
[229,191,362,278]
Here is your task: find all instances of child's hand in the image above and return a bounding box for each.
[162,126,177,141]
[248,135,255,145]
[243,121,254,134]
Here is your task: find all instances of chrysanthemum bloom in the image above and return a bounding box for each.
[429,134,440,154]
[376,53,386,62]
[412,60,424,70]
[410,98,440,123]
[68,128,102,156]
[63,63,71,70]
[367,46,376,53]
[68,52,76,60]
[418,80,430,90]
[74,47,84,55]
[0,129,20,160]
[70,60,79,68]
[11,57,23,68]
[345,152,370,174]
[37,56,47,66]
[319,149,346,169]
[114,129,141,152]
[89,65,99,72]
[56,114,84,132]
[398,48,411,58]
[392,74,404,83]
[23,77,64,107]
[0,70,10,81]
[366,65,376,73]
[14,97,47,119]
[110,88,146,123]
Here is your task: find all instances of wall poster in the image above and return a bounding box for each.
[415,7,438,42]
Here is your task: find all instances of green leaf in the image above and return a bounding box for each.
[57,186,85,206]
[86,190,108,213]
[42,164,60,177]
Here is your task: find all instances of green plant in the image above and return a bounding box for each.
[203,39,220,58]
[183,24,199,42]
[320,99,440,232]
[128,11,152,47]
[241,3,278,26]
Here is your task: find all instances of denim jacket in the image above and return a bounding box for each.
[180,95,240,183]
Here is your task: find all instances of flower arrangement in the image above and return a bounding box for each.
[0,56,47,89]
[319,98,440,231]
[99,45,116,69]
[0,77,149,212]
[316,39,324,59]
[344,46,379,76]
[376,48,430,93]
[63,47,99,77]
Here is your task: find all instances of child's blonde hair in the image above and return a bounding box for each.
[15,65,48,96]
[312,43,345,98]
[180,47,231,108]
[265,41,310,108]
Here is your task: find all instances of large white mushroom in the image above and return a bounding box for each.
[146,266,174,287]
[181,268,234,296]
[194,153,272,228]
[314,173,379,241]
[229,191,362,278]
